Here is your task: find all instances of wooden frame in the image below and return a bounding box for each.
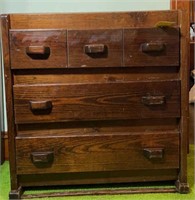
[1,15,18,191]
[1,10,190,199]
[1,1,193,163]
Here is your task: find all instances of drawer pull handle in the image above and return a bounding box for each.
[141,43,165,53]
[84,44,106,54]
[31,152,54,165]
[143,148,164,160]
[26,46,50,60]
[30,100,52,111]
[142,96,165,106]
[26,46,50,55]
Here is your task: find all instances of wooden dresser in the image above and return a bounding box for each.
[1,10,189,199]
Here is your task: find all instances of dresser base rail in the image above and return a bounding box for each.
[9,179,190,199]
[20,187,177,199]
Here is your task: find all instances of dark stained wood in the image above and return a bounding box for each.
[30,151,54,165]
[124,28,180,67]
[68,29,123,67]
[19,169,178,186]
[143,148,164,160]
[1,15,18,190]
[1,10,189,198]
[191,0,195,23]
[141,96,165,106]
[29,100,52,112]
[171,0,192,156]
[141,42,165,53]
[15,132,179,174]
[4,133,9,160]
[190,42,194,70]
[84,44,106,54]
[26,46,49,55]
[13,80,180,124]
[16,119,179,137]
[0,131,5,164]
[13,67,179,85]
[10,11,178,29]
[177,10,190,191]
[10,30,67,69]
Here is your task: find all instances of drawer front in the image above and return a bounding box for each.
[124,28,179,67]
[13,80,180,124]
[68,29,123,67]
[10,30,67,69]
[15,132,179,174]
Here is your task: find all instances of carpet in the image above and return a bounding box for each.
[0,145,194,200]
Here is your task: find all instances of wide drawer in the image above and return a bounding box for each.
[13,80,180,124]
[10,30,67,69]
[68,29,123,67]
[124,28,179,67]
[15,132,179,174]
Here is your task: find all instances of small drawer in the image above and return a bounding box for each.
[13,79,180,124]
[15,132,179,174]
[124,28,179,67]
[68,29,123,68]
[10,30,67,69]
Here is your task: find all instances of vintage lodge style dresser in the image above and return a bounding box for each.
[1,10,189,199]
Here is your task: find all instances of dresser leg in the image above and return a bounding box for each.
[9,186,23,200]
[175,180,190,193]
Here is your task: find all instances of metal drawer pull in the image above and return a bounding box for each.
[141,42,165,53]
[31,152,54,164]
[26,46,50,59]
[142,96,166,106]
[143,148,164,160]
[84,44,106,54]
[30,100,53,111]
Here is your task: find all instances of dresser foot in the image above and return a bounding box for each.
[175,180,190,193]
[9,186,23,200]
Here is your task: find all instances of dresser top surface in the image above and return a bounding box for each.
[1,10,179,29]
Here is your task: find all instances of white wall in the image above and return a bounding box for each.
[0,0,170,14]
[0,0,170,131]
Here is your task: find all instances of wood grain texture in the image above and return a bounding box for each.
[68,29,123,67]
[16,132,179,174]
[1,15,18,189]
[124,28,179,67]
[19,169,178,187]
[13,67,179,85]
[3,133,9,160]
[0,131,5,164]
[178,10,190,187]
[2,10,189,196]
[190,42,194,70]
[16,119,179,137]
[190,0,195,23]
[10,11,178,29]
[13,80,180,124]
[10,30,67,69]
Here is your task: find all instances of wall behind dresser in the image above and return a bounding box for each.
[0,0,170,13]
